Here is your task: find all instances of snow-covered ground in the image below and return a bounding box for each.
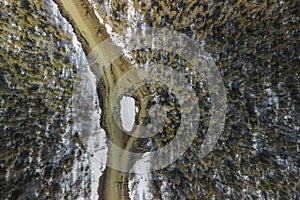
[128,153,154,200]
[72,58,108,200]
[48,1,108,199]
[120,96,136,131]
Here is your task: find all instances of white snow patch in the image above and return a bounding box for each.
[128,153,153,200]
[72,52,108,200]
[120,96,136,131]
[48,1,108,199]
[160,180,171,200]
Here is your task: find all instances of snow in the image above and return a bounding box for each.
[89,0,143,59]
[128,153,153,200]
[71,48,108,200]
[48,1,108,199]
[160,181,171,200]
[120,96,136,131]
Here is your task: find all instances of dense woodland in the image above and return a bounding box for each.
[0,0,89,199]
[0,0,299,199]
[96,0,299,199]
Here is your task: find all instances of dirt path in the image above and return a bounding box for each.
[54,0,148,200]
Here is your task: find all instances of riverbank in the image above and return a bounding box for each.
[53,0,108,53]
[53,0,131,200]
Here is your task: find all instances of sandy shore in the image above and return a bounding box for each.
[54,0,148,200]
